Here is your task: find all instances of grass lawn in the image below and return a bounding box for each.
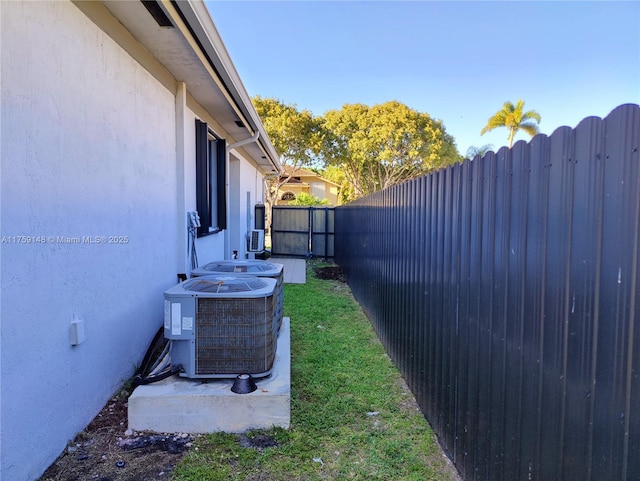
[173,261,458,481]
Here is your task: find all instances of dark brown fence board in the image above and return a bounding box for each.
[334,104,640,481]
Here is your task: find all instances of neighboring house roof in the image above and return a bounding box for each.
[75,0,281,174]
[280,165,341,187]
[283,179,310,186]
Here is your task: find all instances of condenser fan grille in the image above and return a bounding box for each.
[199,262,279,274]
[195,297,276,375]
[183,277,267,293]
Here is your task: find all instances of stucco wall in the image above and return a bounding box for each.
[310,182,327,202]
[226,151,267,259]
[1,2,179,479]
[311,181,339,206]
[180,105,228,269]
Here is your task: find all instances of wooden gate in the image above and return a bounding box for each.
[271,206,334,258]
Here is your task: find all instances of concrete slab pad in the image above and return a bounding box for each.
[271,257,306,284]
[128,317,291,433]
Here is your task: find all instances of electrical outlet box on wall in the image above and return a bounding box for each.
[70,317,85,346]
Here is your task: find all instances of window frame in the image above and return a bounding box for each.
[195,119,226,237]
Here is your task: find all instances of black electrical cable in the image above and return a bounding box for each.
[132,326,183,386]
[135,326,165,378]
[133,365,183,386]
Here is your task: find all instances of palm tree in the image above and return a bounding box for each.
[481,100,541,148]
[466,144,494,159]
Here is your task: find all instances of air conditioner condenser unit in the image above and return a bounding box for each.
[164,275,278,379]
[191,260,284,333]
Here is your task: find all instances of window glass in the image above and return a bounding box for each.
[195,119,226,236]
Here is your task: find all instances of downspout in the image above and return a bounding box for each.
[224,131,260,259]
[228,131,259,150]
[263,171,281,238]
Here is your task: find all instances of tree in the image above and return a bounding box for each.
[465,144,494,159]
[287,192,330,206]
[321,101,461,199]
[321,165,351,204]
[480,99,541,148]
[252,96,324,228]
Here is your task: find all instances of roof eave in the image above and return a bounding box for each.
[170,0,281,173]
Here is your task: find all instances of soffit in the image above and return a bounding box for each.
[100,0,280,174]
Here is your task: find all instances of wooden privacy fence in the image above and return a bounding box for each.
[270,206,334,258]
[334,104,640,481]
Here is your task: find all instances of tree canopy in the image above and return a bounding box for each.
[252,96,324,228]
[252,96,323,169]
[321,101,461,199]
[253,97,461,207]
[321,165,351,204]
[480,99,541,148]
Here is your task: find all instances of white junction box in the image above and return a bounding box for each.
[70,317,85,346]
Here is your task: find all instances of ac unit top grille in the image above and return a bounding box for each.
[183,276,268,293]
[195,260,283,275]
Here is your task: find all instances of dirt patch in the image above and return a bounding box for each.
[395,377,423,415]
[38,384,191,481]
[37,383,282,481]
[313,264,346,282]
[238,433,279,451]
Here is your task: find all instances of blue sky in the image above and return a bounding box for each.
[206,1,640,157]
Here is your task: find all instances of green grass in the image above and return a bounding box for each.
[173,261,456,481]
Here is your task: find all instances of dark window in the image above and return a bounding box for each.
[281,192,296,201]
[195,119,226,237]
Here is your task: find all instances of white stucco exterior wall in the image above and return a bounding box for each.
[1,2,179,480]
[179,105,268,267]
[310,182,328,201]
[226,150,268,260]
[180,104,227,269]
[1,2,274,479]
